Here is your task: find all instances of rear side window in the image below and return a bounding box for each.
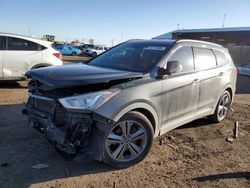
[39,45,47,51]
[7,37,39,51]
[193,47,217,70]
[168,46,194,73]
[213,49,228,66]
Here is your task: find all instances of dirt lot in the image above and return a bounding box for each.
[0,72,249,188]
[62,55,91,64]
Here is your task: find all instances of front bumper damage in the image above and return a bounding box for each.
[22,94,115,161]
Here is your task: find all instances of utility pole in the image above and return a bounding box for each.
[222,14,226,28]
[177,24,180,30]
[120,32,123,42]
[111,38,114,47]
[28,26,31,36]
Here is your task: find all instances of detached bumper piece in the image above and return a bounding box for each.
[23,94,114,161]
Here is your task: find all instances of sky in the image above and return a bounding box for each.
[0,0,250,45]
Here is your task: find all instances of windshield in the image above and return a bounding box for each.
[89,42,171,72]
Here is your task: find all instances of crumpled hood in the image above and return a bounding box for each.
[26,64,143,88]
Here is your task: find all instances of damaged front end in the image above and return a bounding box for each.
[23,64,143,161]
[23,91,116,160]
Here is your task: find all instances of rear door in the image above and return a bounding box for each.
[193,47,221,117]
[3,37,42,78]
[0,36,4,78]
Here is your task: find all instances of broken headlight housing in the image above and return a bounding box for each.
[59,89,120,111]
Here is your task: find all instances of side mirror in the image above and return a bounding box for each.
[157,61,182,76]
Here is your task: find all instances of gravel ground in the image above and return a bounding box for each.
[0,74,249,188]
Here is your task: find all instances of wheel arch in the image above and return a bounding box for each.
[112,102,160,137]
[225,87,233,99]
[212,84,234,113]
[31,63,52,69]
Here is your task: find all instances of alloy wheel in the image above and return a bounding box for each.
[105,120,147,162]
[217,93,230,120]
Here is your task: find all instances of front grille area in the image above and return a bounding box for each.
[27,97,55,113]
[27,94,67,127]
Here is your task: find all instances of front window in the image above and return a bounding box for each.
[167,46,194,73]
[89,42,172,72]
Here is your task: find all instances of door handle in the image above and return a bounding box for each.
[219,72,224,76]
[192,78,199,84]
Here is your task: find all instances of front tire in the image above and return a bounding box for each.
[102,111,154,168]
[209,90,231,123]
[92,52,97,57]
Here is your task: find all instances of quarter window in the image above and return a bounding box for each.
[7,37,39,51]
[194,48,217,70]
[213,49,228,66]
[168,46,194,73]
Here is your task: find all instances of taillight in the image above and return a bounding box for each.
[53,52,62,59]
[235,67,238,75]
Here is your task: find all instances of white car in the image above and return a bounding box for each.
[0,33,63,80]
[85,45,108,57]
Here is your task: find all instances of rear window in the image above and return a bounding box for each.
[213,50,228,66]
[7,37,39,51]
[193,47,217,70]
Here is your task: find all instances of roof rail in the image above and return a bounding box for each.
[176,39,223,47]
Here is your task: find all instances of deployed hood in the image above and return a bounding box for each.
[26,64,143,89]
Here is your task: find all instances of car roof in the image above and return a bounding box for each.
[0,32,52,47]
[126,39,176,46]
[176,39,225,50]
[126,39,225,51]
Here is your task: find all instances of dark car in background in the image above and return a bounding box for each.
[23,39,237,168]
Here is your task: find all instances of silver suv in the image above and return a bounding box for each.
[23,39,237,168]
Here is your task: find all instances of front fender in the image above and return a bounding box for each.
[111,101,160,137]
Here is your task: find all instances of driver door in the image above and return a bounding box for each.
[160,46,199,134]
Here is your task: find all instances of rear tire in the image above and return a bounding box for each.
[102,111,154,168]
[209,90,231,123]
[92,52,97,57]
[72,52,77,56]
